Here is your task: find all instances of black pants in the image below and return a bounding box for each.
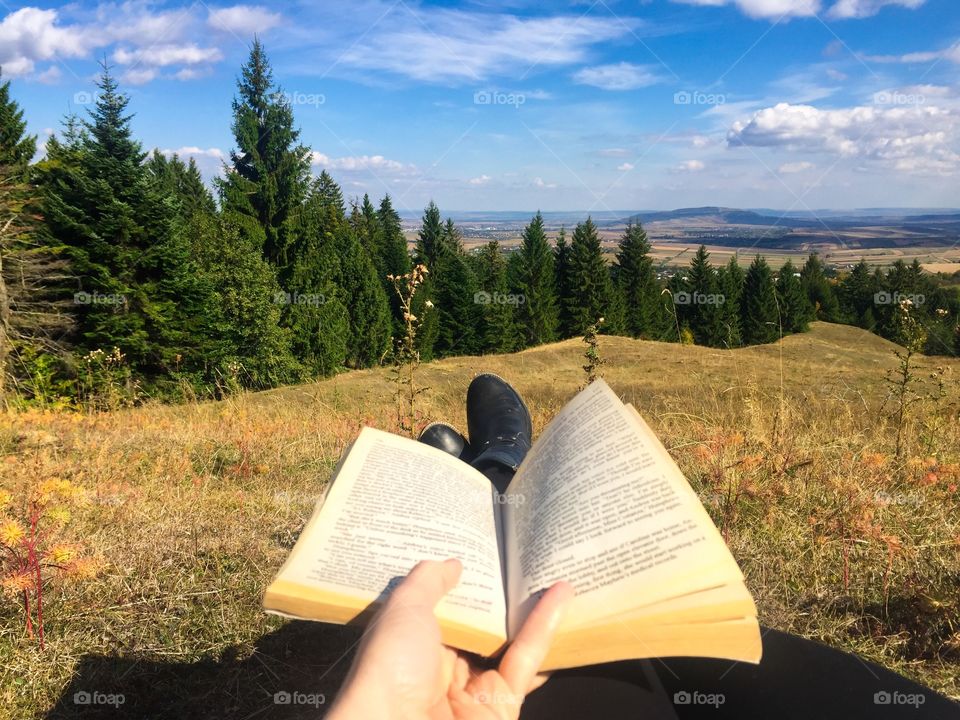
[521,628,958,719]
[483,469,959,719]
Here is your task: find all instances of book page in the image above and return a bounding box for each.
[269,427,507,638]
[503,380,745,637]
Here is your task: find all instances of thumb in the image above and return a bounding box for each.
[388,558,463,610]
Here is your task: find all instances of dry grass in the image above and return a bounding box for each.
[1,322,959,718]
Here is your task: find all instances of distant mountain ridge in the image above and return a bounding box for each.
[619,207,960,229]
[398,208,960,226]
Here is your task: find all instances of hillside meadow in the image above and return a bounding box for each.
[1,321,959,718]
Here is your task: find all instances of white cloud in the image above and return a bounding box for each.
[113,44,222,67]
[617,162,635,171]
[827,0,924,19]
[826,68,848,81]
[36,65,61,84]
[670,0,821,20]
[311,152,417,175]
[864,40,960,65]
[728,101,960,174]
[0,8,94,76]
[572,62,660,91]
[469,174,492,185]
[162,146,227,160]
[673,0,923,18]
[338,10,632,83]
[533,177,557,188]
[207,5,283,35]
[0,5,232,82]
[778,161,815,173]
[676,160,705,172]
[121,67,158,85]
[174,67,212,81]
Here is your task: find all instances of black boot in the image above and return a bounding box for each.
[466,373,532,493]
[417,422,474,463]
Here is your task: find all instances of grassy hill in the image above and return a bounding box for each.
[1,322,959,717]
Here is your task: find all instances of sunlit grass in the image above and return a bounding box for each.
[0,322,958,717]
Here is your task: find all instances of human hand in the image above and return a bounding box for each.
[327,558,574,720]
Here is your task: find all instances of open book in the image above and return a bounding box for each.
[263,379,762,670]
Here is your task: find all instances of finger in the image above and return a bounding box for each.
[526,673,550,694]
[387,558,463,611]
[498,581,575,694]
[452,655,472,690]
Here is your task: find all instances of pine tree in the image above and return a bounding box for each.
[0,70,74,396]
[443,217,464,255]
[218,39,310,272]
[716,256,744,347]
[800,253,840,322]
[0,71,35,168]
[431,241,481,357]
[282,185,350,376]
[664,273,687,343]
[411,275,439,362]
[187,213,300,387]
[414,201,445,268]
[776,260,813,334]
[615,222,660,338]
[145,151,215,218]
[838,260,878,328]
[553,228,576,339]
[40,64,217,378]
[312,170,346,231]
[565,218,612,336]
[376,194,411,337]
[684,245,725,346]
[334,226,392,368]
[349,194,381,265]
[604,280,627,336]
[474,241,520,352]
[511,212,558,346]
[740,255,780,345]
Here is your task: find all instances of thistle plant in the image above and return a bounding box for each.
[387,264,432,437]
[884,299,928,464]
[0,479,100,648]
[581,317,605,387]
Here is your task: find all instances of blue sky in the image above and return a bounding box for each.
[2,0,959,213]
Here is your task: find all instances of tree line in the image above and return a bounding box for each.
[1,42,958,405]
